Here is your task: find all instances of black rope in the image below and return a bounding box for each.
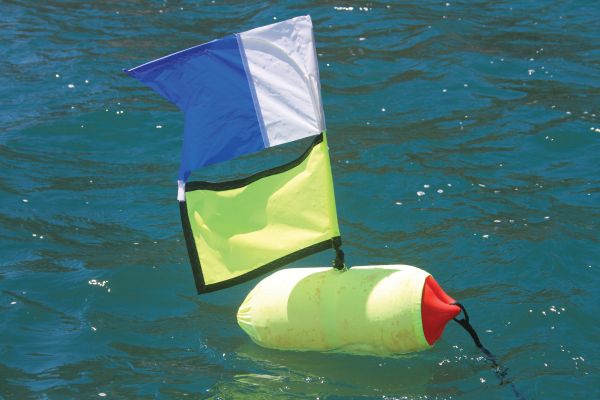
[331,237,345,270]
[453,302,526,400]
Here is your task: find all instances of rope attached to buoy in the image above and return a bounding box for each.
[453,302,526,400]
[331,237,345,270]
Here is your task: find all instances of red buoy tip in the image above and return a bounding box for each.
[421,275,461,346]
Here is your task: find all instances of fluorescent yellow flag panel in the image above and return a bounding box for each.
[180,133,341,293]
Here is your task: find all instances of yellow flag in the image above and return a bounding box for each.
[180,133,341,293]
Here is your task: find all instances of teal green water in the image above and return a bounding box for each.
[1,1,599,399]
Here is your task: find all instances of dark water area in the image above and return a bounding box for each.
[1,1,599,399]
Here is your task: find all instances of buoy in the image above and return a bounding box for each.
[237,265,461,356]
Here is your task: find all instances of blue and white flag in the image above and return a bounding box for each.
[125,15,325,182]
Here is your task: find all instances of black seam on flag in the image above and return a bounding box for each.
[193,238,338,294]
[185,133,324,192]
[179,201,206,292]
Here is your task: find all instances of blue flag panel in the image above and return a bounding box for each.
[125,35,265,181]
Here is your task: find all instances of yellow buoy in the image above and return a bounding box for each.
[237,265,460,356]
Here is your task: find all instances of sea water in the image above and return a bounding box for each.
[1,1,598,399]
